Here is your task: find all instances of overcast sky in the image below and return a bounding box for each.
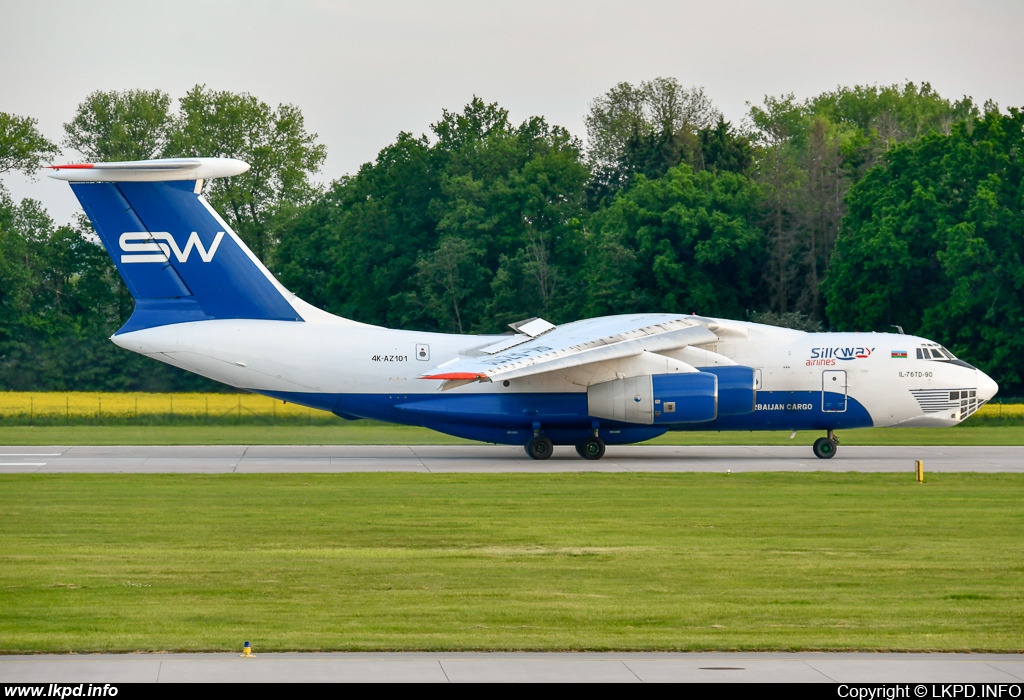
[3,0,1023,223]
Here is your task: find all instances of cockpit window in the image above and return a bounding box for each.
[917,344,958,362]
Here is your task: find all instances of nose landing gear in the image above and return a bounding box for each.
[812,430,839,459]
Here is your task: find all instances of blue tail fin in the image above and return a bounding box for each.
[58,160,302,333]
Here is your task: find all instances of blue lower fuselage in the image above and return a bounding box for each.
[259,390,873,445]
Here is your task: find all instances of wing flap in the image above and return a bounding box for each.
[488,324,718,381]
[421,314,720,385]
[561,350,698,386]
[477,335,532,355]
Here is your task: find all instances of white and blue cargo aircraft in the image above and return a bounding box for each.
[51,158,999,460]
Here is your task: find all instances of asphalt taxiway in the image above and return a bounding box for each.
[0,444,1021,473]
[1,652,1023,683]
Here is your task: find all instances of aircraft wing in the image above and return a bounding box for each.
[422,314,720,385]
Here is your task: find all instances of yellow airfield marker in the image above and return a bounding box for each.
[240,641,255,658]
[915,460,925,483]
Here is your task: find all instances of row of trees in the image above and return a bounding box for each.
[1,80,1021,392]
[0,87,324,391]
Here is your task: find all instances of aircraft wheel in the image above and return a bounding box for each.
[575,437,606,460]
[525,436,554,460]
[813,437,838,459]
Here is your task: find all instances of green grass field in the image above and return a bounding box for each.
[1,424,1024,445]
[1,472,1021,652]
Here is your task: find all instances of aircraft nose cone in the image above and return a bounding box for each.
[978,370,999,403]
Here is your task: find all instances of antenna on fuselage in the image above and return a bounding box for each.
[891,325,905,334]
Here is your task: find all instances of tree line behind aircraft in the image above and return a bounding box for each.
[1,79,1021,395]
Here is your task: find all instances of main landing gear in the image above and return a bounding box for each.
[575,436,606,461]
[525,435,554,460]
[524,427,607,461]
[812,430,839,459]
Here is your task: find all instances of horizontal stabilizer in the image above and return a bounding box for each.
[48,158,249,182]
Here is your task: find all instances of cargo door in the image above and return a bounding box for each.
[822,370,847,412]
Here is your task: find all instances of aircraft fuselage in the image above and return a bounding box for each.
[112,313,997,446]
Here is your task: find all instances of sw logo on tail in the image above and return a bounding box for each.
[119,231,225,264]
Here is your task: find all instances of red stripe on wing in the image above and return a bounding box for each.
[421,372,486,380]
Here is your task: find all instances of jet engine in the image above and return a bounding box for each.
[698,366,756,416]
[587,366,756,425]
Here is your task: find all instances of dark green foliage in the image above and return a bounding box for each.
[616,127,695,185]
[749,84,979,319]
[807,82,978,173]
[274,131,442,326]
[613,117,754,187]
[747,310,822,332]
[0,193,222,391]
[61,87,327,262]
[276,95,756,337]
[698,118,755,174]
[0,90,326,391]
[0,113,59,175]
[824,110,1024,391]
[275,98,590,333]
[164,85,327,261]
[582,165,764,319]
[63,89,173,162]
[584,78,723,205]
[2,81,1021,394]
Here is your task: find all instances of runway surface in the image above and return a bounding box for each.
[2,652,1023,683]
[0,444,1022,473]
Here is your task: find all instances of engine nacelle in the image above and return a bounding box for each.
[588,372,718,425]
[697,366,756,416]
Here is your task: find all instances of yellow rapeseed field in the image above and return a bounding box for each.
[0,392,1020,423]
[0,392,326,421]
[979,402,1024,418]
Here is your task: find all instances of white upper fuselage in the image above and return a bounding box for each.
[111,313,998,429]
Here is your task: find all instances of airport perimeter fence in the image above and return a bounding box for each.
[0,392,342,426]
[1,392,1023,427]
